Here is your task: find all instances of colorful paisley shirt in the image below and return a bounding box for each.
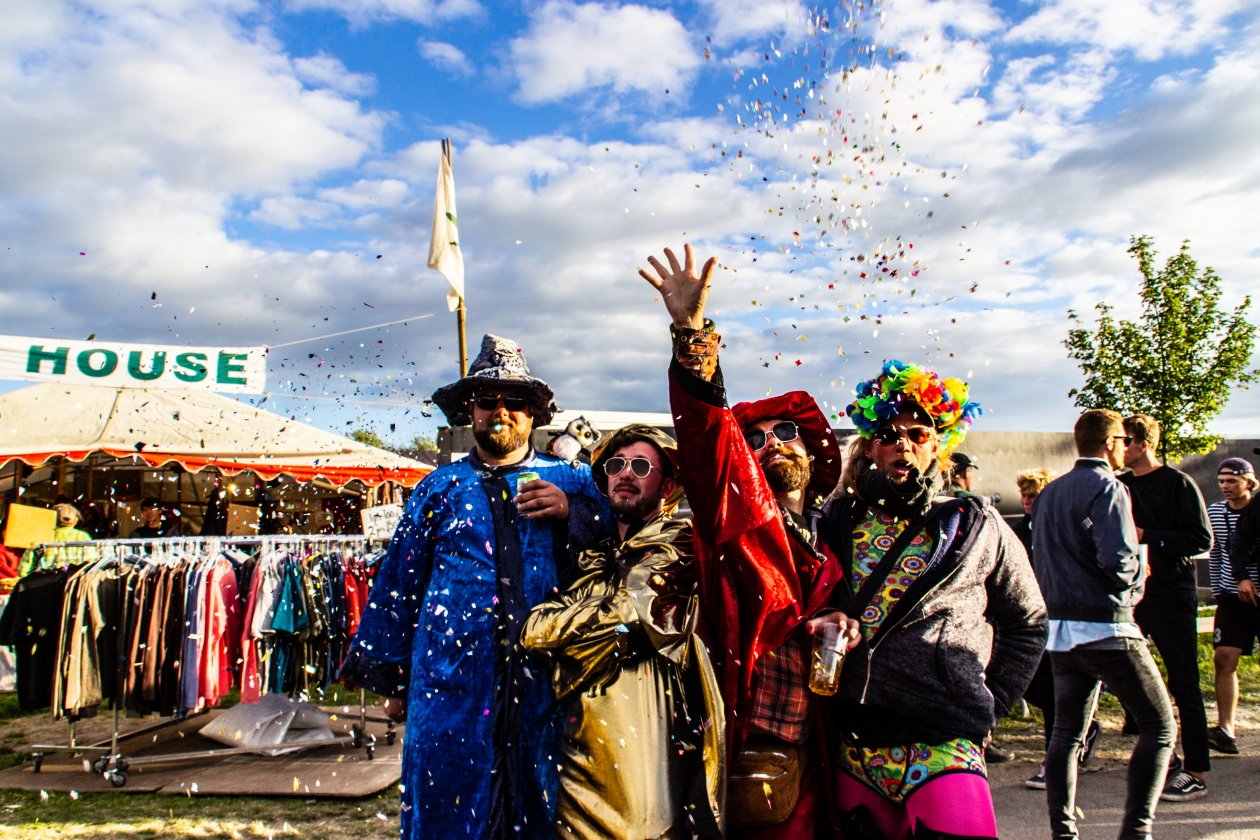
[840,510,986,801]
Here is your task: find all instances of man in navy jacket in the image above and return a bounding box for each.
[1033,408,1176,840]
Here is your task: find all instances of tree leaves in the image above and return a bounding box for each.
[1064,235,1257,461]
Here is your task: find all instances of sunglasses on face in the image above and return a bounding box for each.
[1111,435,1133,445]
[872,426,934,446]
[473,394,529,412]
[744,420,800,452]
[604,456,656,478]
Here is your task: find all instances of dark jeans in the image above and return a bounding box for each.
[1024,653,1056,748]
[1047,640,1175,839]
[1136,587,1210,773]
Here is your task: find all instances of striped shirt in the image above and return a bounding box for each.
[1208,500,1260,594]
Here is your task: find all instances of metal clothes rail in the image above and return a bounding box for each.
[25,534,396,786]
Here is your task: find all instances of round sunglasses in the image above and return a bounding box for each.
[743,420,799,452]
[872,426,934,445]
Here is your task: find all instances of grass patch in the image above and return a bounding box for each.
[0,789,401,839]
[0,693,23,723]
[1017,630,1260,717]
[1197,633,1260,703]
[0,686,399,837]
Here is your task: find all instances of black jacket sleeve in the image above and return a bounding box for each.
[1229,497,1260,584]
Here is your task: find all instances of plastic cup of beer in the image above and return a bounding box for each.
[809,620,847,696]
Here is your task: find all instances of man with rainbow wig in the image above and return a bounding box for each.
[808,359,1048,839]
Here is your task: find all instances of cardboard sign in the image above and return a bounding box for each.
[226,504,260,537]
[3,504,57,549]
[0,334,267,394]
[360,503,403,539]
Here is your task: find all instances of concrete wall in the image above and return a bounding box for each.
[441,425,1258,515]
[952,433,1260,517]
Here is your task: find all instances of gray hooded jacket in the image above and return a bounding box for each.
[822,496,1048,745]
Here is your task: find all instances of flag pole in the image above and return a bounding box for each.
[429,137,468,377]
[445,139,469,377]
[456,294,468,377]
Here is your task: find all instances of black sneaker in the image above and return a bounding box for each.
[1160,771,1207,802]
[1207,726,1240,755]
[1025,764,1046,790]
[985,742,1015,763]
[1080,719,1101,766]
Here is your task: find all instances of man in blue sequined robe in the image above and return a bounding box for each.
[340,335,611,839]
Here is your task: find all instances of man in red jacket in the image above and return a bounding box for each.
[640,244,851,839]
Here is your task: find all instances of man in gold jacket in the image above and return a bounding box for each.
[522,424,725,838]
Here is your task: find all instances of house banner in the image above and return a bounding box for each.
[0,334,267,394]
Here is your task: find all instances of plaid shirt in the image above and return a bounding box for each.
[747,630,811,743]
[746,506,835,743]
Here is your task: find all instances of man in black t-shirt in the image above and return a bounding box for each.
[131,497,174,538]
[1119,414,1212,802]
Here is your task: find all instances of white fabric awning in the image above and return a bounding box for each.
[0,383,431,488]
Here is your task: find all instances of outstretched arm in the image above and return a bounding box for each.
[638,243,717,329]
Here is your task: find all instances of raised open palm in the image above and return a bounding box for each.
[638,244,717,330]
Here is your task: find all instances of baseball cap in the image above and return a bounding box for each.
[951,452,979,471]
[1220,457,1255,477]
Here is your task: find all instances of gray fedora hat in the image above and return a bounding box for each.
[431,334,557,426]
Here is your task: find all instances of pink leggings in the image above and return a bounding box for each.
[836,770,998,839]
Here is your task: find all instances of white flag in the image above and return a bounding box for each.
[428,140,464,311]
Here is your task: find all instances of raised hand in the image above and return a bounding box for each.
[638,243,717,330]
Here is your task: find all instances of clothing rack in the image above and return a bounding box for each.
[23,534,396,786]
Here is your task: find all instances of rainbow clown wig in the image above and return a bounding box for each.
[846,360,982,455]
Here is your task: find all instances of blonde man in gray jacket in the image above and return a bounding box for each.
[1033,408,1176,840]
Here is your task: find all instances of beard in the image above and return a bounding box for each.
[609,484,658,523]
[855,457,942,518]
[762,450,811,495]
[474,422,530,458]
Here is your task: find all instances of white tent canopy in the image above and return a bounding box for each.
[0,383,430,488]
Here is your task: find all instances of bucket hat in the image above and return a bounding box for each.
[431,334,557,426]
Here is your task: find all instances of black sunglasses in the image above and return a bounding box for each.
[473,394,529,412]
[1111,435,1133,445]
[744,420,800,452]
[604,456,655,478]
[872,426,934,445]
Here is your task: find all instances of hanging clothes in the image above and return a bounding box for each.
[0,569,73,711]
[2,536,379,720]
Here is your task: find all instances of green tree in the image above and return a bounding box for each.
[409,434,439,455]
[349,428,385,448]
[1065,235,1257,460]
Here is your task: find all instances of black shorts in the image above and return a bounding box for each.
[1213,594,1260,654]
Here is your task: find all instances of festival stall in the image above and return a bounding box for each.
[0,382,431,538]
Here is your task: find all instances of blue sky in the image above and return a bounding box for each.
[3,0,1259,447]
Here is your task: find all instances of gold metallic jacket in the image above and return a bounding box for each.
[522,514,726,838]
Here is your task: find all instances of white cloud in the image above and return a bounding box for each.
[284,0,482,26]
[319,177,409,208]
[509,1,702,105]
[418,40,473,76]
[250,196,341,228]
[1005,0,1252,61]
[694,0,808,45]
[293,53,376,96]
[2,6,384,203]
[3,0,1260,445]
